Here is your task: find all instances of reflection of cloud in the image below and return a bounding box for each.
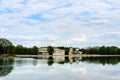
[13,63,87,77]
[13,66,57,75]
[66,66,87,75]
[71,68,86,75]
[100,69,120,79]
[14,69,35,74]
[111,76,120,79]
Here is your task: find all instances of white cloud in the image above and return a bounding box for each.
[92,31,120,37]
[0,29,5,33]
[0,0,120,47]
[90,18,108,25]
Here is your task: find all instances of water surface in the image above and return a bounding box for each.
[0,56,120,80]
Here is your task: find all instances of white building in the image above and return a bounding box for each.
[38,48,65,56]
[53,48,65,56]
[74,48,82,55]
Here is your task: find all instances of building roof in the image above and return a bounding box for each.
[54,48,62,50]
[38,48,47,51]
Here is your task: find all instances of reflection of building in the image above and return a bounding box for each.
[69,56,73,64]
[69,48,73,56]
[38,48,65,55]
[53,56,65,62]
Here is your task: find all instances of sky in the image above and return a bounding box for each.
[0,0,120,48]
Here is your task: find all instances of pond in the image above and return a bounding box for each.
[0,56,120,80]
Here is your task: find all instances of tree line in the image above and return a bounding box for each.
[1,38,120,55]
[81,46,120,55]
[0,38,38,55]
[81,57,120,65]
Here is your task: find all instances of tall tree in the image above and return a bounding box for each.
[31,46,38,55]
[15,45,24,55]
[0,38,13,55]
[47,46,54,55]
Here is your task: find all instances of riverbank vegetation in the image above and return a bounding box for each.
[81,46,120,55]
[0,38,120,55]
[0,38,38,55]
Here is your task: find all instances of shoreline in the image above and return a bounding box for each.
[14,55,120,58]
[80,55,120,57]
[1,54,120,58]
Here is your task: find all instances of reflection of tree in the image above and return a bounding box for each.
[47,57,54,66]
[15,58,24,67]
[58,61,64,64]
[15,58,38,67]
[54,56,120,65]
[32,59,37,66]
[0,58,14,77]
[81,57,120,65]
[65,57,69,63]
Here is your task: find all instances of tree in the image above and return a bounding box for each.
[47,57,54,66]
[47,46,54,55]
[0,38,13,55]
[6,45,15,55]
[15,45,24,55]
[99,46,106,55]
[31,46,38,55]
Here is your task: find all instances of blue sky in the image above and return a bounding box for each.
[0,0,120,47]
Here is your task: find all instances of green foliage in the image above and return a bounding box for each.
[1,38,120,55]
[0,38,12,47]
[0,38,13,55]
[82,46,120,55]
[0,38,38,55]
[47,46,54,55]
[31,46,38,55]
[14,45,38,55]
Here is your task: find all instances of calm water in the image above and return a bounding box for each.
[0,56,120,80]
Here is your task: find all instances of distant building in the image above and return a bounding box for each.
[69,47,73,56]
[53,48,65,56]
[38,47,65,55]
[38,48,48,55]
[74,48,82,55]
